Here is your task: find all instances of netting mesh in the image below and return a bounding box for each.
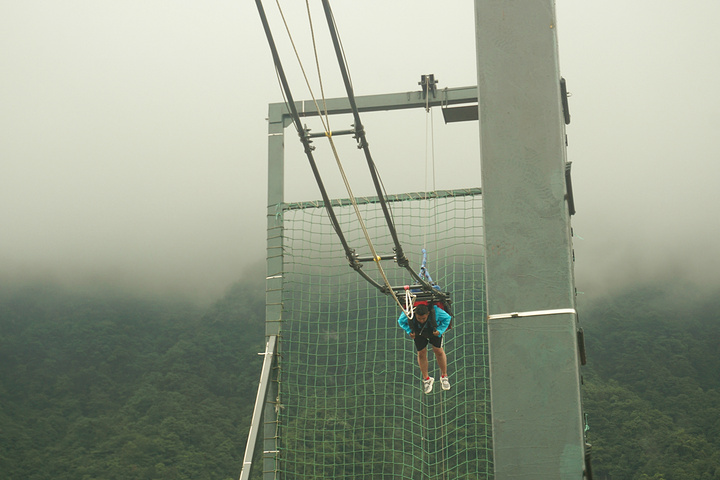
[273,189,491,479]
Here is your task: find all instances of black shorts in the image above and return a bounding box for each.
[414,334,443,351]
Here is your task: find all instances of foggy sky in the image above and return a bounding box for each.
[2,1,719,303]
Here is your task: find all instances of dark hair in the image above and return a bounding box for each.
[415,304,429,315]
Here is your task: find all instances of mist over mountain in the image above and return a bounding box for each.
[3,1,719,308]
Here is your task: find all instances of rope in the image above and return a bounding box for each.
[317,4,415,314]
[256,4,488,479]
[275,0,414,317]
[404,286,416,320]
[274,0,328,132]
[328,6,353,93]
[259,0,380,294]
[430,109,439,250]
[422,84,438,280]
[304,0,330,130]
[267,1,450,320]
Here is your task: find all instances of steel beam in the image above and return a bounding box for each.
[475,1,587,478]
[238,336,278,480]
[272,85,478,122]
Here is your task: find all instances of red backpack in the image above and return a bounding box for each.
[413,300,453,331]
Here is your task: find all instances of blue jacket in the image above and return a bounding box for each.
[398,305,452,337]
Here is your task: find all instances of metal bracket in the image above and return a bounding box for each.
[300,126,315,152]
[351,123,366,149]
[419,74,438,99]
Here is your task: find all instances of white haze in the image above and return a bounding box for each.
[1,1,719,303]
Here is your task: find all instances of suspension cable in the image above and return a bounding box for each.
[272,0,426,315]
[258,0,450,313]
[304,0,330,130]
[256,0,387,293]
[319,0,444,305]
[290,0,411,314]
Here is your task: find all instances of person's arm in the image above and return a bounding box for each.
[398,312,413,335]
[433,306,452,336]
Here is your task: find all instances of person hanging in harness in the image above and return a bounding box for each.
[398,301,452,393]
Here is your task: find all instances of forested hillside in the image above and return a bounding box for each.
[0,280,265,480]
[1,279,718,479]
[580,283,720,479]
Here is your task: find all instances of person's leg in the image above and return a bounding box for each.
[432,346,448,377]
[418,347,435,393]
[417,348,429,379]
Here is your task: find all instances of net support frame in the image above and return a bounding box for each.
[239,83,480,480]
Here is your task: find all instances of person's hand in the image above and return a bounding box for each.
[433,330,440,336]
[410,332,416,339]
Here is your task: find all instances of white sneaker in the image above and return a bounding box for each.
[440,376,451,391]
[422,377,435,394]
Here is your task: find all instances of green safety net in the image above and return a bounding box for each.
[272,188,491,479]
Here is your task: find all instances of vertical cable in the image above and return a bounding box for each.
[430,108,439,258]
[423,91,431,252]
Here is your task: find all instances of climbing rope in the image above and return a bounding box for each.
[259,0,450,320]
[304,0,330,130]
[305,3,412,315]
[403,286,417,320]
[272,0,419,317]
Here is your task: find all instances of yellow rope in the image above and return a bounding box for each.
[305,0,330,130]
[274,0,410,315]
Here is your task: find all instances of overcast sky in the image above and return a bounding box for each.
[2,1,719,303]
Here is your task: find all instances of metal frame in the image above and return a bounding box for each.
[244,2,589,477]
[239,84,478,480]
